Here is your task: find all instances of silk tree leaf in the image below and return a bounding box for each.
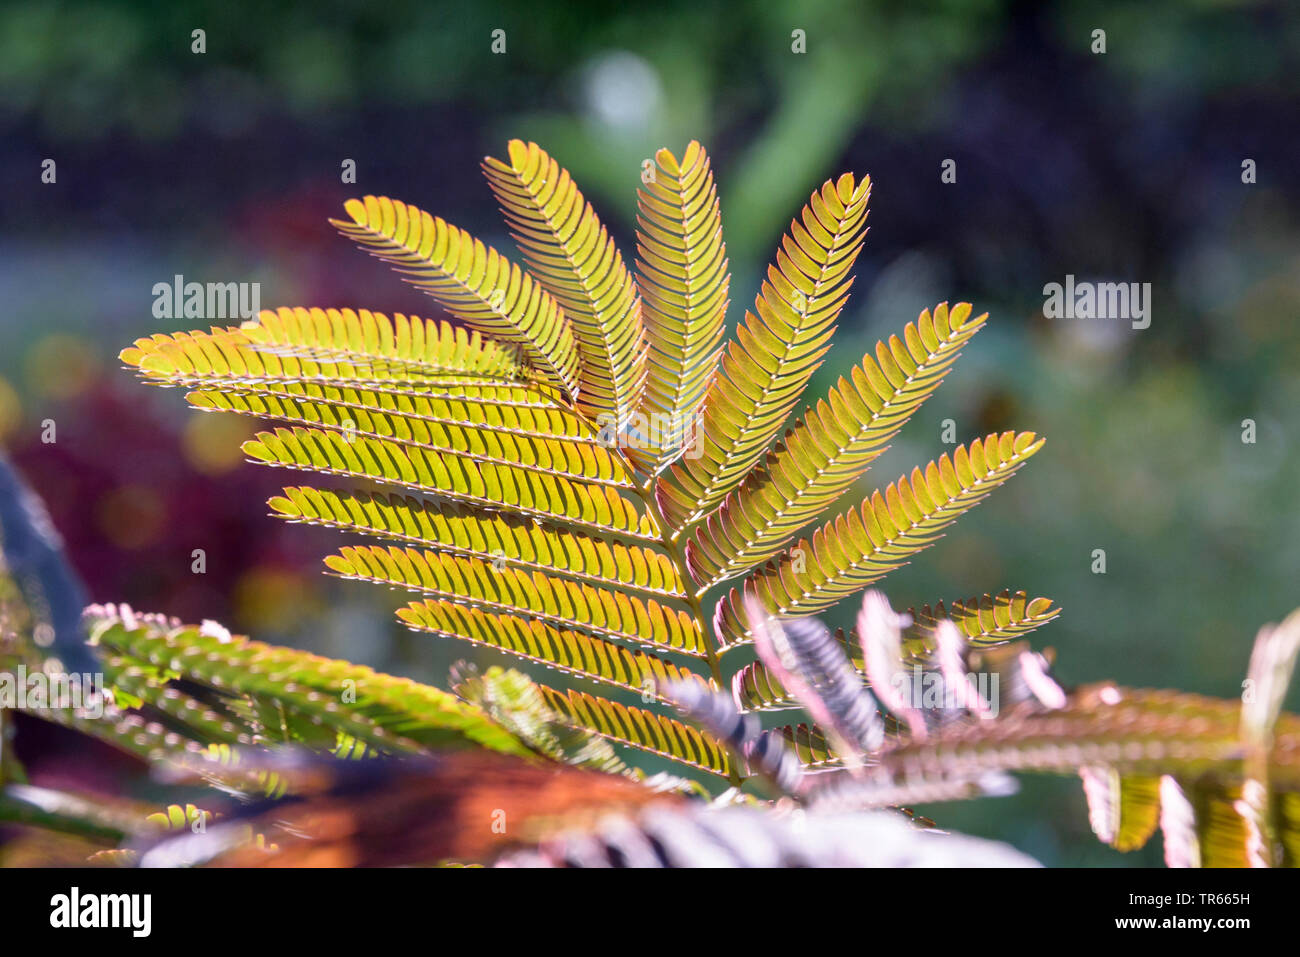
[538,684,732,778]
[713,432,1045,649]
[192,387,632,488]
[84,604,529,759]
[240,426,658,544]
[122,307,523,386]
[484,139,647,428]
[268,487,687,599]
[628,141,730,472]
[327,544,703,658]
[333,197,582,396]
[656,173,872,531]
[451,663,631,775]
[687,302,987,589]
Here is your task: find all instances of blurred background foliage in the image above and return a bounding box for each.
[2,0,1298,865]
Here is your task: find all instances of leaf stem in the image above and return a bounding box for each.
[635,475,742,788]
[569,409,743,788]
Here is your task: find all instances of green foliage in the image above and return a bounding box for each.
[83,603,529,760]
[452,662,630,775]
[1,599,574,858]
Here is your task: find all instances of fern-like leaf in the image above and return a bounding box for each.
[686,302,987,588]
[241,427,657,543]
[875,684,1298,784]
[327,544,701,657]
[31,698,209,767]
[538,685,731,777]
[730,588,1054,713]
[400,612,701,680]
[268,487,686,599]
[332,197,581,395]
[122,307,522,387]
[656,173,872,530]
[99,652,252,746]
[629,142,730,472]
[85,604,529,758]
[715,431,1045,645]
[451,663,631,774]
[483,140,647,427]
[112,143,1060,796]
[196,388,632,487]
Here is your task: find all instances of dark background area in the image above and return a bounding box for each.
[2,0,1299,864]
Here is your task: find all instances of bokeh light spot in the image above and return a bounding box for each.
[95,484,166,549]
[26,334,100,400]
[182,412,258,475]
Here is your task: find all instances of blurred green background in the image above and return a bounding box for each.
[3,0,1299,865]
